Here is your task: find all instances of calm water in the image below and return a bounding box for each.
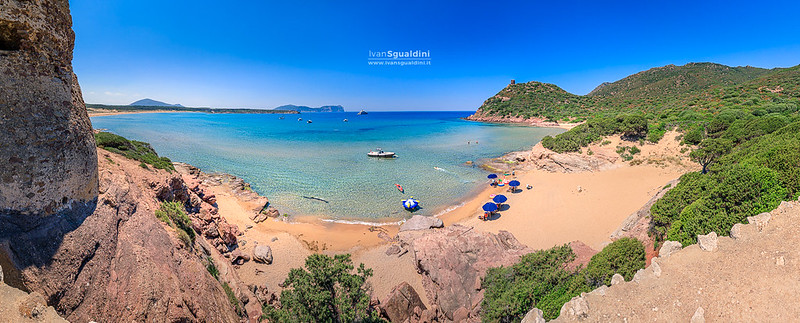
[91,111,563,222]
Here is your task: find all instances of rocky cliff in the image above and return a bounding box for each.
[0,149,245,322]
[0,0,98,225]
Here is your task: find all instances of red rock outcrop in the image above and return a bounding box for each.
[406,225,533,322]
[382,282,428,323]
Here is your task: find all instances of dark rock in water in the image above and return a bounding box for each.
[0,0,98,226]
[381,282,427,323]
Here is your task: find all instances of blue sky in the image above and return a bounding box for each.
[71,0,800,111]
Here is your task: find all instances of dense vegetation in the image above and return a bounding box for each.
[477,63,776,123]
[95,131,175,171]
[532,65,800,155]
[540,114,648,153]
[155,201,195,247]
[263,254,385,323]
[651,119,800,246]
[481,238,645,321]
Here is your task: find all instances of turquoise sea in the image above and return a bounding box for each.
[91,111,563,223]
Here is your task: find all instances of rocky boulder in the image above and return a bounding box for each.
[697,232,718,252]
[253,245,273,264]
[521,308,546,323]
[381,282,427,323]
[251,206,280,223]
[528,143,617,173]
[0,285,67,322]
[659,240,683,258]
[400,215,444,232]
[410,224,532,321]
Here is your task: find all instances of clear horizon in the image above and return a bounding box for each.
[72,0,800,111]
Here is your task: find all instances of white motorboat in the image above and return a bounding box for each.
[367,148,395,158]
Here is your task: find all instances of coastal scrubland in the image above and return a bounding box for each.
[74,62,800,322]
[471,62,800,322]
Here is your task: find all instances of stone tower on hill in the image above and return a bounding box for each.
[0,0,98,227]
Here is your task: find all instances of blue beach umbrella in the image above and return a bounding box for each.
[492,194,507,204]
[402,198,419,210]
[482,202,498,212]
[487,174,498,179]
[508,180,521,187]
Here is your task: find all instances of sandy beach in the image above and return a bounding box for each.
[207,130,695,303]
[87,109,201,117]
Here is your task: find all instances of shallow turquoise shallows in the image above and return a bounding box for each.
[91,111,563,222]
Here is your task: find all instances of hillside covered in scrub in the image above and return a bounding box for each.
[468,62,796,124]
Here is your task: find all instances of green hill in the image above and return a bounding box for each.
[471,62,780,122]
[473,81,598,121]
[587,63,770,99]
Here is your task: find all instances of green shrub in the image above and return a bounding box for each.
[482,240,648,321]
[94,131,131,150]
[651,122,800,246]
[264,254,383,323]
[616,146,641,161]
[482,244,584,321]
[222,282,244,317]
[583,238,645,286]
[155,201,195,246]
[650,172,715,244]
[618,114,649,138]
[646,122,667,143]
[206,257,219,280]
[682,125,705,145]
[666,164,786,245]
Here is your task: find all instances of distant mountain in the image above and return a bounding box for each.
[275,104,345,112]
[129,98,184,107]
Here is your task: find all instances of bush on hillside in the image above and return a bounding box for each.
[482,239,647,321]
[651,120,800,246]
[541,114,648,153]
[646,122,667,143]
[95,131,174,171]
[583,238,645,286]
[155,201,195,247]
[481,245,585,322]
[263,254,384,323]
[665,164,786,245]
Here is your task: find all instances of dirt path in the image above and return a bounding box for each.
[553,200,800,322]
